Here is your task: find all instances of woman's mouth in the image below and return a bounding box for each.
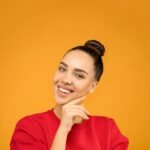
[57,85,74,97]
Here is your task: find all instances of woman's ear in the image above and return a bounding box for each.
[89,81,98,94]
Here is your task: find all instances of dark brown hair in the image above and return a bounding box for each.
[65,40,105,82]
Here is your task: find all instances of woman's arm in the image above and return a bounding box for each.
[51,123,69,150]
[51,96,89,150]
[110,119,129,150]
[10,117,47,150]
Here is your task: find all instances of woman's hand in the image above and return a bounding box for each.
[60,96,90,133]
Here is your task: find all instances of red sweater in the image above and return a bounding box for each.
[10,108,129,150]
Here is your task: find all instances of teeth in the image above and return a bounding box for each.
[58,87,71,94]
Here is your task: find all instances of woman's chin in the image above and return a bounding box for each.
[54,95,72,105]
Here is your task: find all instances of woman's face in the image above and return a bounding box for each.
[53,50,98,105]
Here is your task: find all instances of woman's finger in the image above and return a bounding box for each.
[65,96,86,106]
[67,105,90,115]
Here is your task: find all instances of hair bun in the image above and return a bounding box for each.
[84,40,105,56]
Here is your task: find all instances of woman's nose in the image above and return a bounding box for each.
[62,73,72,85]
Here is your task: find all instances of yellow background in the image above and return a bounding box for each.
[0,0,150,149]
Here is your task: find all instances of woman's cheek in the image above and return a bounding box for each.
[53,72,62,82]
[75,82,89,94]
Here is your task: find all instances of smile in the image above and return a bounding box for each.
[57,85,74,97]
[58,87,73,94]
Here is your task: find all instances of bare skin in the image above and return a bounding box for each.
[51,96,90,150]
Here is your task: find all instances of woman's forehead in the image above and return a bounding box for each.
[60,50,94,71]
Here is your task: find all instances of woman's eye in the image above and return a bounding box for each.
[58,67,66,72]
[75,74,85,79]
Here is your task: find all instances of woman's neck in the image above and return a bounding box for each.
[53,104,62,119]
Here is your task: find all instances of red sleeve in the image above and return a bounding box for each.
[110,119,129,150]
[10,117,47,150]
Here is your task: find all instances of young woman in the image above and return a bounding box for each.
[10,40,129,150]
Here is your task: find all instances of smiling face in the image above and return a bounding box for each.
[53,50,98,105]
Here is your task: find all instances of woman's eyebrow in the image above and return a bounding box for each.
[60,61,88,75]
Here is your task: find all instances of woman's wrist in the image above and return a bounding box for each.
[59,123,71,134]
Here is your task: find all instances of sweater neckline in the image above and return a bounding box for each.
[49,108,90,130]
